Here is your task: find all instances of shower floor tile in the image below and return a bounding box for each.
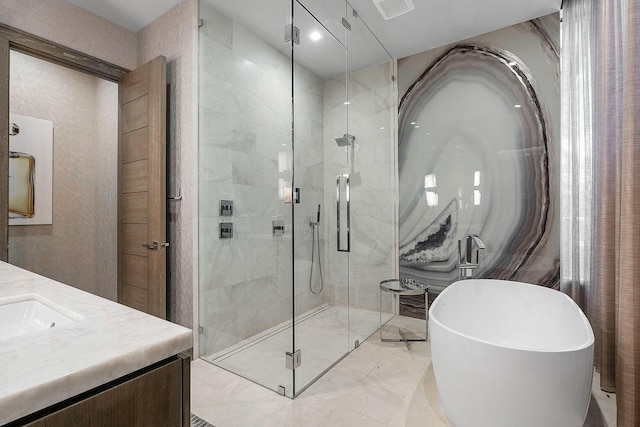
[202,304,393,396]
[192,314,617,426]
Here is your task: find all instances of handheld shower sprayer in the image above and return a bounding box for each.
[310,204,321,226]
[310,203,324,294]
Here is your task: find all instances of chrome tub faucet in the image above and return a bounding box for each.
[458,234,486,279]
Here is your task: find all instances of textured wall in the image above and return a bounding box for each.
[397,14,560,299]
[9,51,119,300]
[137,0,196,329]
[0,0,137,70]
[3,0,196,329]
[1,0,134,301]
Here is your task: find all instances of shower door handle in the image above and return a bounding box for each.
[336,174,350,252]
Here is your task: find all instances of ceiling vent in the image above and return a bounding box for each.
[373,0,415,20]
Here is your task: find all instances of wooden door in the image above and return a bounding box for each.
[118,56,167,319]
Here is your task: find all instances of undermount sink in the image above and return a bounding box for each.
[0,294,78,340]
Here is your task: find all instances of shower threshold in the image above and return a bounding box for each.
[207,304,334,363]
[202,304,391,398]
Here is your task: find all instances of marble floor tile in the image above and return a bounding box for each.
[192,315,617,427]
[586,371,617,427]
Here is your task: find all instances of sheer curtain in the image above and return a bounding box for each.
[560,0,594,312]
[562,0,640,425]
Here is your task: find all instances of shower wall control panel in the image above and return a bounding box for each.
[273,220,285,236]
[220,222,233,238]
[220,200,234,216]
[219,200,234,238]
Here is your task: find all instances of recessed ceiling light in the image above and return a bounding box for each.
[515,104,522,108]
[309,31,323,42]
[344,101,350,105]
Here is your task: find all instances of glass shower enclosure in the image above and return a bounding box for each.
[197,0,397,398]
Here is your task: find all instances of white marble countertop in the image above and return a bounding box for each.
[0,261,192,425]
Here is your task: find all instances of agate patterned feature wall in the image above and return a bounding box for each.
[398,14,560,290]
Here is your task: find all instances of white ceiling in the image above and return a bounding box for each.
[349,0,561,59]
[69,0,561,76]
[68,0,182,32]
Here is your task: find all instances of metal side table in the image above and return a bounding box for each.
[379,278,429,350]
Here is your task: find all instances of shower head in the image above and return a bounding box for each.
[335,134,355,147]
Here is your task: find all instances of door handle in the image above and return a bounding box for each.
[142,241,158,250]
[141,241,170,250]
[336,174,350,252]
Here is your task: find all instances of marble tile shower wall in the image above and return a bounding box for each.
[293,65,326,315]
[323,62,397,313]
[198,4,326,356]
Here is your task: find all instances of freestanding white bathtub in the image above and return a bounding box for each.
[429,279,594,427]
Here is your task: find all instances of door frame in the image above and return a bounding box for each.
[0,22,128,261]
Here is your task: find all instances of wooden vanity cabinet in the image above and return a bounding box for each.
[9,354,190,427]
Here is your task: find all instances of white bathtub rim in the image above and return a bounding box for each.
[428,279,595,353]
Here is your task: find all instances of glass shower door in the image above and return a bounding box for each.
[197,0,397,400]
[344,3,397,350]
[197,0,295,397]
[291,0,350,396]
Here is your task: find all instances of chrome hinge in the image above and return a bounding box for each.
[293,188,301,204]
[277,385,286,396]
[198,326,204,334]
[285,24,300,45]
[168,187,182,200]
[342,18,351,31]
[354,340,360,348]
[285,349,301,370]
